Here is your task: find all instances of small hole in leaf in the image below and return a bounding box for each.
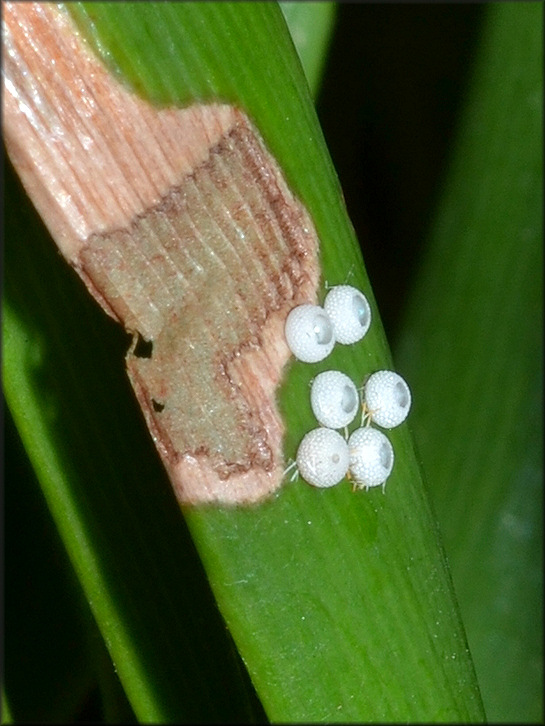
[152,399,165,413]
[133,334,153,359]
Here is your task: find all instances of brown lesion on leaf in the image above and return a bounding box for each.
[3,2,320,505]
[78,113,319,504]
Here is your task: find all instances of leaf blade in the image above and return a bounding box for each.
[395,3,543,721]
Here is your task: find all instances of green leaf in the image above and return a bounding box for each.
[4,409,100,722]
[4,2,484,721]
[2,688,13,725]
[394,3,543,722]
[3,161,260,723]
[280,2,337,98]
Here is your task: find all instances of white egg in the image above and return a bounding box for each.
[310,370,359,429]
[348,426,394,490]
[363,370,411,429]
[296,428,349,488]
[284,304,335,363]
[323,285,371,345]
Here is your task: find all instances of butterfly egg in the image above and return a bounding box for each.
[284,304,335,363]
[348,426,394,489]
[296,428,349,488]
[310,370,359,429]
[323,285,371,345]
[364,370,411,429]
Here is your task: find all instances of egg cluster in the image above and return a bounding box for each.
[284,285,411,492]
